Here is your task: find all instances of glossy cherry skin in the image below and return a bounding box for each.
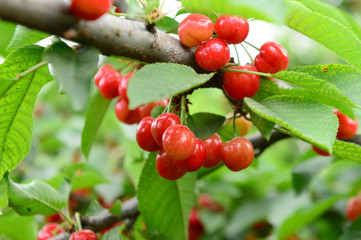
[195,38,230,71]
[174,138,206,172]
[214,15,249,44]
[69,230,98,240]
[118,72,134,102]
[156,149,187,180]
[333,109,359,140]
[223,64,261,100]
[98,70,122,99]
[188,208,204,240]
[202,134,223,168]
[114,98,142,124]
[136,117,160,152]
[70,0,113,21]
[94,64,115,87]
[37,223,64,240]
[151,113,181,147]
[222,137,254,171]
[162,124,196,161]
[312,146,330,156]
[178,14,214,47]
[254,41,289,74]
[346,196,361,221]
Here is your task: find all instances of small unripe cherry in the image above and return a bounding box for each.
[333,109,358,140]
[223,65,261,100]
[226,113,253,136]
[98,70,122,99]
[94,64,115,87]
[174,138,206,172]
[312,146,331,156]
[151,113,181,147]
[195,38,230,71]
[222,137,254,171]
[118,72,134,102]
[214,15,249,44]
[178,14,214,47]
[254,41,289,74]
[136,117,160,152]
[346,196,361,221]
[156,149,187,180]
[69,230,98,240]
[202,134,223,168]
[70,0,113,21]
[162,124,196,161]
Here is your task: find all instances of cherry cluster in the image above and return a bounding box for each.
[94,64,168,124]
[38,223,97,240]
[136,112,254,181]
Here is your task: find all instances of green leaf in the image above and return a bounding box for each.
[248,109,275,140]
[138,152,196,240]
[245,95,338,152]
[7,177,67,216]
[85,200,108,216]
[102,226,122,240]
[253,78,282,102]
[7,25,49,52]
[109,200,122,216]
[0,209,37,240]
[157,17,179,34]
[0,21,16,57]
[63,164,106,190]
[128,63,215,109]
[151,105,166,118]
[0,46,51,180]
[81,91,111,159]
[340,216,361,240]
[44,40,99,111]
[187,112,225,139]
[286,0,361,71]
[0,179,8,214]
[333,140,361,162]
[181,0,289,24]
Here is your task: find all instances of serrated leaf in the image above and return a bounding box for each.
[81,91,111,159]
[0,21,16,57]
[286,0,361,71]
[333,140,361,162]
[128,63,215,109]
[7,177,67,216]
[44,40,99,111]
[248,109,275,140]
[138,152,196,240]
[157,17,179,34]
[181,0,288,24]
[245,95,338,152]
[7,25,49,52]
[0,46,51,180]
[187,112,225,139]
[253,78,282,102]
[0,209,37,240]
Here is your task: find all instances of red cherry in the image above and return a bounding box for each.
[178,14,214,47]
[118,72,134,102]
[70,0,113,21]
[254,41,289,74]
[69,230,98,240]
[188,208,204,240]
[136,117,160,152]
[37,223,64,240]
[156,149,187,180]
[197,193,224,212]
[312,146,331,156]
[162,124,196,161]
[346,196,361,221]
[214,15,249,44]
[137,99,168,119]
[114,98,142,124]
[222,137,254,171]
[45,213,64,223]
[222,64,261,100]
[195,38,230,71]
[151,113,181,147]
[333,109,358,139]
[202,134,223,168]
[94,64,115,87]
[98,70,122,99]
[174,139,206,172]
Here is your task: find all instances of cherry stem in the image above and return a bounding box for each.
[244,41,260,51]
[111,12,147,20]
[232,112,237,138]
[240,43,254,64]
[163,96,173,114]
[137,0,147,9]
[180,95,187,125]
[59,211,74,226]
[15,61,47,80]
[233,45,241,66]
[75,212,82,231]
[221,68,273,78]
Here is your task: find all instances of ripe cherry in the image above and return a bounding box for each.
[222,137,254,171]
[195,38,230,71]
[188,208,204,240]
[178,14,214,47]
[174,138,206,172]
[254,41,289,74]
[151,113,181,147]
[70,0,113,21]
[333,109,358,140]
[136,117,160,152]
[94,64,115,87]
[162,124,196,161]
[214,15,249,44]
[312,146,330,156]
[69,230,98,240]
[346,196,361,221]
[156,149,187,180]
[202,134,223,168]
[37,223,64,240]
[137,99,168,119]
[98,70,122,99]
[118,72,134,102]
[45,213,64,223]
[197,194,224,212]
[223,64,261,100]
[114,98,142,124]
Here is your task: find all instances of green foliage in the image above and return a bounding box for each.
[157,16,179,34]
[333,140,361,162]
[187,112,225,139]
[0,209,37,240]
[7,26,49,52]
[0,21,16,57]
[340,217,361,240]
[102,226,122,240]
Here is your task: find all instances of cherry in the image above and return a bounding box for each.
[346,196,361,221]
[114,98,142,124]
[45,213,64,223]
[98,70,122,99]
[137,99,168,119]
[188,208,204,240]
[69,230,98,240]
[227,114,253,136]
[223,64,261,100]
[195,38,230,71]
[202,134,223,168]
[222,137,254,171]
[151,113,181,147]
[254,41,289,74]
[118,72,134,102]
[37,223,64,240]
[312,146,330,156]
[94,64,115,87]
[136,117,160,152]
[174,138,206,172]
[214,15,249,44]
[197,193,224,212]
[333,109,358,140]
[156,149,187,180]
[162,124,196,161]
[70,0,113,21]
[178,14,214,47]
